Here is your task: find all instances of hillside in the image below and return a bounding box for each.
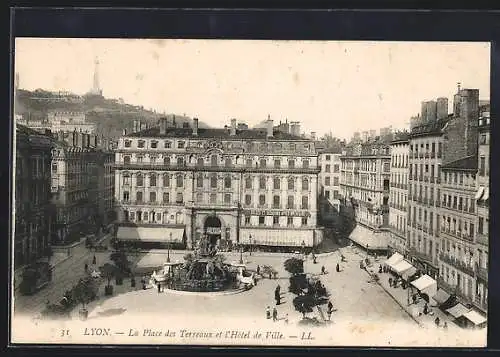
[14,89,209,138]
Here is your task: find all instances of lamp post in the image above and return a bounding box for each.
[167,232,172,263]
[239,244,244,264]
[301,240,306,258]
[249,234,252,256]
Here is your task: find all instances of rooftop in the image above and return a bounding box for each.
[410,116,452,138]
[442,155,478,171]
[391,131,410,143]
[16,124,52,138]
[127,126,308,141]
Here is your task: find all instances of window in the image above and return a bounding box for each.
[302,196,309,209]
[197,174,204,188]
[164,157,170,166]
[149,173,157,187]
[137,211,142,221]
[301,217,308,226]
[224,193,231,204]
[325,164,331,173]
[211,155,218,166]
[274,177,281,190]
[333,190,339,199]
[177,157,184,167]
[302,178,309,191]
[210,193,217,204]
[245,194,252,206]
[136,191,143,203]
[178,141,185,149]
[479,157,486,176]
[149,192,156,203]
[225,158,232,167]
[245,177,252,189]
[259,195,266,206]
[246,158,253,167]
[287,217,294,226]
[333,177,339,186]
[176,175,184,188]
[383,162,390,172]
[138,140,145,148]
[325,177,331,186]
[260,158,267,168]
[224,176,232,189]
[274,159,281,168]
[163,192,169,203]
[273,216,280,226]
[325,190,330,199]
[137,174,143,186]
[273,195,280,208]
[288,177,295,190]
[480,134,487,145]
[195,193,203,203]
[164,141,171,148]
[151,141,158,149]
[478,217,484,235]
[259,216,265,225]
[211,175,218,188]
[123,174,130,185]
[302,160,309,168]
[124,140,131,148]
[288,159,295,168]
[163,174,170,187]
[176,193,184,203]
[325,155,331,161]
[123,191,129,201]
[334,164,340,173]
[245,215,251,225]
[197,158,204,167]
[259,177,267,190]
[287,196,294,209]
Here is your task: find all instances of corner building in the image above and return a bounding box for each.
[114,118,322,251]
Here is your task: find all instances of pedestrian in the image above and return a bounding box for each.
[443,322,448,330]
[389,277,393,286]
[84,263,88,272]
[412,294,417,305]
[257,265,261,276]
[321,265,326,275]
[266,306,271,319]
[276,284,281,294]
[423,303,429,315]
[327,301,333,321]
[435,317,440,327]
[285,313,289,324]
[92,255,97,265]
[272,307,278,322]
[157,282,161,294]
[378,265,382,273]
[336,263,340,272]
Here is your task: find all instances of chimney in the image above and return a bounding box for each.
[266,116,273,138]
[160,117,167,135]
[193,118,199,136]
[230,118,237,136]
[172,115,176,128]
[436,97,449,119]
[310,132,316,141]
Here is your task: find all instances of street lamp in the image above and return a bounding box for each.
[301,240,306,257]
[249,234,252,256]
[167,232,172,263]
[239,244,244,264]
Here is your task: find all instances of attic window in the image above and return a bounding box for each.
[164,141,172,148]
[151,141,158,149]
[124,140,131,148]
[138,140,145,148]
[178,141,185,149]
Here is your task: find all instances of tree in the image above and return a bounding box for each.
[72,277,96,320]
[284,258,304,276]
[100,263,117,295]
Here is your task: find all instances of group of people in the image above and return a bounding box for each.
[266,305,288,323]
[83,255,98,273]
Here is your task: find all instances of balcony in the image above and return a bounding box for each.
[475,263,488,283]
[439,253,475,277]
[430,176,435,183]
[455,287,473,305]
[409,247,434,265]
[437,276,457,294]
[476,233,488,246]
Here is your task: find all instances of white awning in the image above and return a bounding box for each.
[385,252,404,268]
[482,187,489,201]
[348,225,389,250]
[117,226,184,243]
[446,303,471,319]
[463,310,487,326]
[475,186,485,200]
[240,228,314,247]
[410,274,437,297]
[392,260,417,279]
[432,289,450,305]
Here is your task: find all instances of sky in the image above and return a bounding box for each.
[14,39,490,140]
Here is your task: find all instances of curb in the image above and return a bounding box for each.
[160,287,248,297]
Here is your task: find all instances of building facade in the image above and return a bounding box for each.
[114,118,322,251]
[438,156,477,304]
[14,125,54,268]
[474,111,490,313]
[50,131,115,244]
[317,149,342,224]
[388,133,409,255]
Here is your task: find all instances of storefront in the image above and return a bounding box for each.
[410,274,438,302]
[348,224,389,254]
[116,226,186,249]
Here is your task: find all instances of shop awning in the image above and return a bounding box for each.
[482,187,489,201]
[410,274,437,297]
[348,225,389,250]
[446,303,471,319]
[432,289,451,305]
[239,228,314,247]
[475,187,485,200]
[463,310,487,326]
[392,260,417,279]
[117,226,184,243]
[385,252,404,268]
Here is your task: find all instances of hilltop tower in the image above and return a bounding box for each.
[90,56,103,96]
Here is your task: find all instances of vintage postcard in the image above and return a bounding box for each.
[11,38,490,347]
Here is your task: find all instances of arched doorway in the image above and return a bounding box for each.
[204,215,222,251]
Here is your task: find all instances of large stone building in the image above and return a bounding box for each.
[388,132,410,255]
[14,125,54,268]
[114,117,322,251]
[474,110,490,313]
[50,131,115,244]
[340,138,391,253]
[17,110,97,134]
[317,148,342,224]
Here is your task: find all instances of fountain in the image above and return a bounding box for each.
[152,234,254,292]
